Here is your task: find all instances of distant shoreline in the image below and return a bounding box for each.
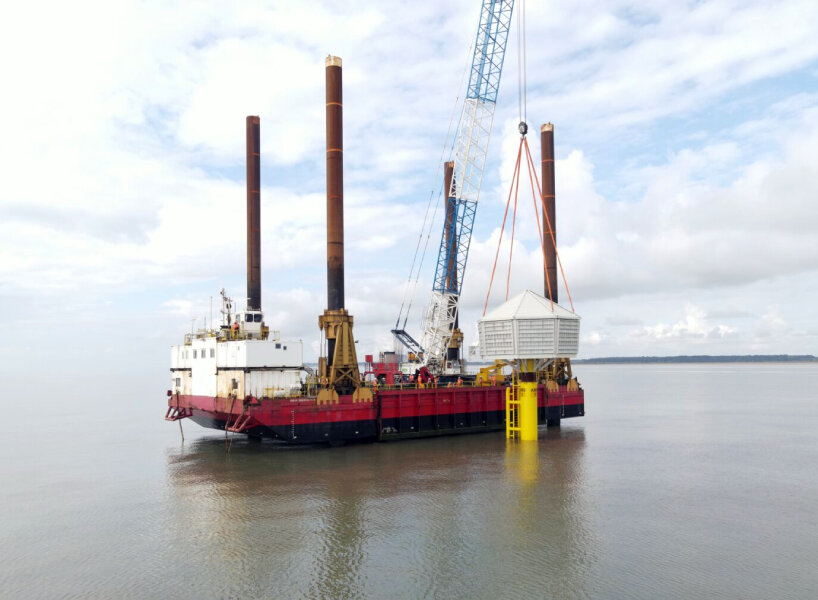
[572,355,817,364]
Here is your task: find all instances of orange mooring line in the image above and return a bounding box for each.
[523,140,574,312]
[484,141,523,316]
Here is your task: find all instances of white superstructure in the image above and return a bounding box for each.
[170,293,305,399]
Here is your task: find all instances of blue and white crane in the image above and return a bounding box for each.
[393,0,515,375]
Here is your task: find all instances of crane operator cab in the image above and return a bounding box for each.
[236,310,267,340]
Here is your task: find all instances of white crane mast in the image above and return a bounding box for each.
[418,0,514,374]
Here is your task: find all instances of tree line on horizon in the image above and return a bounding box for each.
[573,355,817,364]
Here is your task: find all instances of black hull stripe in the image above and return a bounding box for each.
[191,404,584,444]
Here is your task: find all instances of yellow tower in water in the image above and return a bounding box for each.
[478,290,581,441]
[506,360,539,441]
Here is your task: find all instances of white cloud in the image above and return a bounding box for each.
[583,330,607,346]
[544,105,818,300]
[633,304,737,341]
[518,0,818,131]
[1,0,817,372]
[162,299,194,317]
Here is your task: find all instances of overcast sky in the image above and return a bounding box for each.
[2,0,817,379]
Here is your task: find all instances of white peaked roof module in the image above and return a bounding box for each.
[478,289,581,360]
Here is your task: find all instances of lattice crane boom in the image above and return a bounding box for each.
[418,0,514,373]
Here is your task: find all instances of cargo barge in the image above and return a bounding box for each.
[169,384,584,444]
[166,50,584,444]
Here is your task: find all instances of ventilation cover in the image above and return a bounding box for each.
[478,290,580,360]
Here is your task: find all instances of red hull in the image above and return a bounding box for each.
[167,384,584,444]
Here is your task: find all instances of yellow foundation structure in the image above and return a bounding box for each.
[506,359,539,441]
[518,380,538,441]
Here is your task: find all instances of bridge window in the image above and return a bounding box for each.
[193,350,197,359]
[210,349,215,358]
[276,343,281,349]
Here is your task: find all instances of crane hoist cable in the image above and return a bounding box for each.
[482,0,575,315]
[517,0,527,128]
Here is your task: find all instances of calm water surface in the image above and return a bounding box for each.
[1,364,817,599]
